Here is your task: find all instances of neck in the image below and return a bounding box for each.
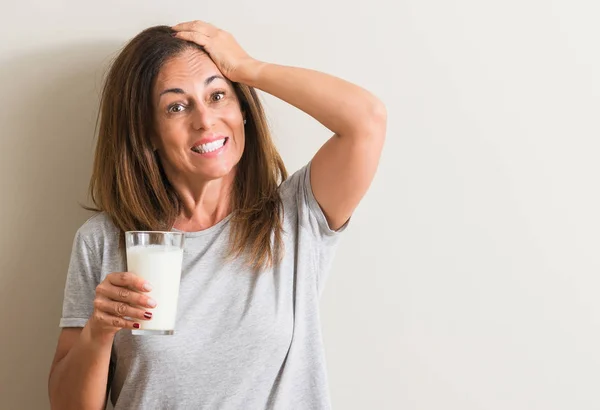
[169,170,236,232]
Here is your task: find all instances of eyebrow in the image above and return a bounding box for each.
[158,75,226,98]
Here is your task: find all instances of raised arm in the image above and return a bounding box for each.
[172,21,387,230]
[240,63,386,230]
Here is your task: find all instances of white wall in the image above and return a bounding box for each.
[1,1,599,409]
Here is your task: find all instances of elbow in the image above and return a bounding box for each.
[358,97,387,143]
[48,376,63,410]
[48,366,57,409]
[339,94,387,143]
[48,363,69,410]
[370,98,387,137]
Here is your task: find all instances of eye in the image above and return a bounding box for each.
[211,91,226,102]
[167,103,185,113]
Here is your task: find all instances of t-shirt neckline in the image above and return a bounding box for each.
[171,213,233,238]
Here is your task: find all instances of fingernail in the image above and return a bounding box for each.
[133,323,140,329]
[144,312,153,319]
[143,282,153,291]
[147,298,157,308]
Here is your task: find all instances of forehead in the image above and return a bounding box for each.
[154,49,222,89]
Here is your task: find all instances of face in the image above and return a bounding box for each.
[152,49,245,183]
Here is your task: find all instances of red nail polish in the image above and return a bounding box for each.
[144,312,153,319]
[133,323,140,329]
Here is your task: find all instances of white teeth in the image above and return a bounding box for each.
[192,138,226,154]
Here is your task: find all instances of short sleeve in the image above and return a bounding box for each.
[59,228,101,328]
[280,161,351,295]
[285,161,351,240]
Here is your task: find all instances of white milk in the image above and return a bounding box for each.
[126,245,184,333]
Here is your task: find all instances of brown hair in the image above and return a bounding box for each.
[86,25,287,271]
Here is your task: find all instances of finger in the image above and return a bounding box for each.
[107,271,152,292]
[93,310,141,330]
[171,20,198,31]
[172,31,211,46]
[99,283,157,309]
[172,20,215,33]
[94,297,153,321]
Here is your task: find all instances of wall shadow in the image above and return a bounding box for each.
[0,42,121,409]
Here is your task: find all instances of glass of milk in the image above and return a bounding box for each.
[125,231,185,335]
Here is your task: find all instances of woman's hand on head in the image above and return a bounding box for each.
[171,20,261,83]
[88,272,156,341]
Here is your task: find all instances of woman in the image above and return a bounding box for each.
[48,21,386,410]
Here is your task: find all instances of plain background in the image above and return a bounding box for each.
[1,1,599,409]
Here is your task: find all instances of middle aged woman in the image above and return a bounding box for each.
[49,20,387,410]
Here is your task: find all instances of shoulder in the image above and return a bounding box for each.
[278,161,349,239]
[278,162,310,206]
[73,212,121,251]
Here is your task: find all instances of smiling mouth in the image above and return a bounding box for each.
[191,137,229,154]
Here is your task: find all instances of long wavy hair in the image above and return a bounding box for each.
[86,25,287,271]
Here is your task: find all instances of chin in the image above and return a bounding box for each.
[195,161,238,181]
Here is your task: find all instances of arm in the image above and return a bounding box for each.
[48,326,113,410]
[241,63,387,230]
[49,271,154,409]
[172,21,387,230]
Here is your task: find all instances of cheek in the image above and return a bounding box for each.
[220,109,245,141]
[221,106,243,125]
[156,119,187,148]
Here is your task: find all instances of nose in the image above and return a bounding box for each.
[191,104,215,130]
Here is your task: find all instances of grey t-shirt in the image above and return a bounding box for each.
[60,162,348,410]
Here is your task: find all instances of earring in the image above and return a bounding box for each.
[243,119,247,125]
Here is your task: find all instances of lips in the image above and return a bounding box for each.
[191,136,229,154]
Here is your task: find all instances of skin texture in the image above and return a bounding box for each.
[151,49,246,231]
